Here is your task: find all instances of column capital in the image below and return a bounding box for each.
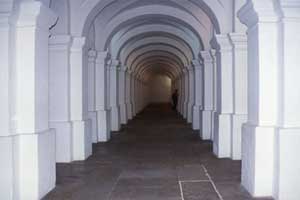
[182,68,189,74]
[229,33,247,50]
[70,37,86,52]
[119,66,127,72]
[187,65,194,72]
[88,50,97,62]
[238,0,281,28]
[14,1,57,29]
[213,34,233,52]
[200,51,213,63]
[88,49,97,58]
[108,59,119,67]
[191,59,203,70]
[49,35,72,50]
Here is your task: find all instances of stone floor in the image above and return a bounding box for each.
[44,104,273,200]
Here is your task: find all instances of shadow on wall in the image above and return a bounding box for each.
[149,74,172,103]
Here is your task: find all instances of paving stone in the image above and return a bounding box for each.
[43,104,274,200]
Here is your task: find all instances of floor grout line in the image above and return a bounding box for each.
[202,165,224,200]
[180,180,210,183]
[107,173,122,200]
[178,181,185,200]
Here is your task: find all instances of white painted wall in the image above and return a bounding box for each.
[149,75,171,103]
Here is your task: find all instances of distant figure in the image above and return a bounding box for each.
[172,89,178,110]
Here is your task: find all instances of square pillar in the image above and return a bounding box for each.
[192,60,203,130]
[49,35,73,163]
[200,51,214,140]
[274,3,300,200]
[70,37,92,161]
[183,68,189,119]
[126,70,133,120]
[118,66,128,124]
[229,33,248,160]
[0,4,13,199]
[187,66,195,123]
[131,73,137,116]
[238,1,280,197]
[109,59,121,131]
[212,34,234,158]
[87,50,98,143]
[95,51,111,142]
[9,2,57,199]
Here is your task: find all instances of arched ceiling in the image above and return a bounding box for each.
[68,0,233,83]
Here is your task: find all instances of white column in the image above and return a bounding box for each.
[8,2,57,199]
[109,60,121,131]
[229,33,248,160]
[118,66,127,124]
[87,50,98,143]
[274,3,300,200]
[0,3,13,198]
[187,66,195,123]
[126,69,133,120]
[95,51,111,142]
[211,50,217,142]
[70,37,92,161]
[212,34,234,158]
[179,72,185,115]
[131,73,136,116]
[273,0,300,200]
[49,35,73,163]
[200,51,214,140]
[192,60,203,130]
[183,68,189,119]
[238,1,279,197]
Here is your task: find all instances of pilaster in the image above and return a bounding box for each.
[183,68,189,119]
[187,66,195,123]
[49,35,73,163]
[70,37,92,161]
[212,34,234,158]
[200,50,214,140]
[192,60,203,130]
[126,69,133,120]
[238,0,281,197]
[118,66,128,124]
[9,2,57,199]
[229,33,248,160]
[109,59,121,131]
[87,50,98,143]
[95,51,111,142]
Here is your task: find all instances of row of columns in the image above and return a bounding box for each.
[175,32,248,161]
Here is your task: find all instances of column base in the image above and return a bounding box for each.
[213,113,232,158]
[192,105,201,130]
[97,109,111,142]
[72,120,92,161]
[211,111,218,141]
[231,114,247,160]
[187,102,194,123]
[183,101,188,119]
[201,110,213,140]
[13,130,56,199]
[241,123,275,197]
[120,103,127,125]
[0,136,14,199]
[88,111,98,143]
[49,121,73,163]
[273,128,300,200]
[126,102,133,120]
[111,106,120,131]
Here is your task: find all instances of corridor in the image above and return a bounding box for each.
[44,105,272,200]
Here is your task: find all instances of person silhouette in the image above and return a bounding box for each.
[172,89,178,110]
